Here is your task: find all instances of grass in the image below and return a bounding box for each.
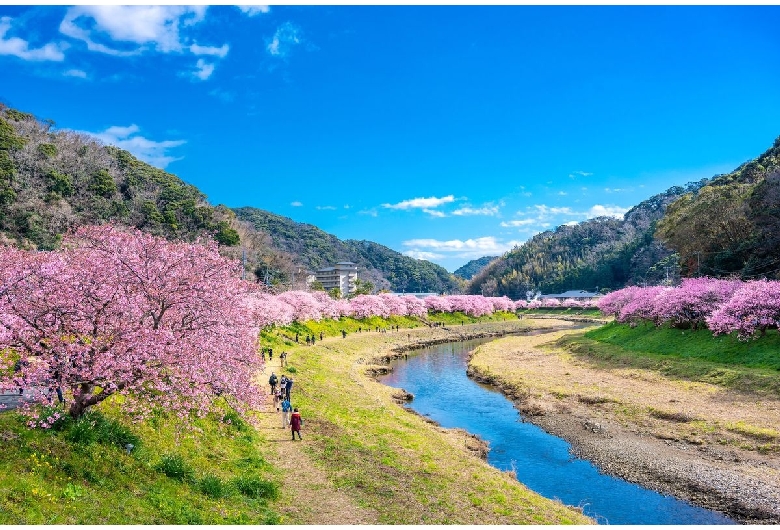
[0,400,281,523]
[559,322,780,395]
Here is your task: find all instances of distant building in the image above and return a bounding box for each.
[315,261,358,297]
[541,289,603,301]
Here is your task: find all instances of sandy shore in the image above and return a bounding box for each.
[465,319,780,524]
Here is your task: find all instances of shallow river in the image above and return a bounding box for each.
[380,336,736,525]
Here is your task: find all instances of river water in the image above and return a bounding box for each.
[380,336,736,525]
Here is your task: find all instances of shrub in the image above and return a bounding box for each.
[233,475,278,499]
[155,454,194,482]
[64,411,141,450]
[198,474,226,498]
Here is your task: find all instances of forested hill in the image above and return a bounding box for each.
[655,136,780,279]
[232,207,462,293]
[454,256,498,280]
[0,104,244,251]
[467,182,706,298]
[0,104,459,294]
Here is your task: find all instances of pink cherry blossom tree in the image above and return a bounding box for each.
[707,279,780,339]
[0,225,263,422]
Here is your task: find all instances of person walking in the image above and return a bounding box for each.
[319,332,323,341]
[269,372,278,395]
[290,408,303,440]
[273,386,282,411]
[280,397,292,429]
[285,376,293,401]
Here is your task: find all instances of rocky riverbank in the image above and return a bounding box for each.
[466,322,780,524]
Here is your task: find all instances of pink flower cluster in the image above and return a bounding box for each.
[598,278,780,339]
[0,225,264,422]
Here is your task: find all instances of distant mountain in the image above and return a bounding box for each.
[655,136,780,279]
[454,256,498,280]
[232,207,461,294]
[467,182,706,298]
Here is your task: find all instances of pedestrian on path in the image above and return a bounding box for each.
[269,372,278,395]
[290,408,303,440]
[285,376,293,401]
[281,397,292,428]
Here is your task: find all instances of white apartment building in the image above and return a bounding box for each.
[315,261,358,296]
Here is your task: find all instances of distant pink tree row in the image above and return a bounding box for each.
[249,292,522,324]
[597,277,780,339]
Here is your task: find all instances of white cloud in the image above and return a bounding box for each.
[533,205,575,216]
[558,191,567,196]
[587,204,628,219]
[604,187,633,193]
[59,6,211,56]
[237,5,270,16]
[190,43,229,58]
[358,209,378,217]
[500,219,536,228]
[267,22,302,58]
[316,205,336,210]
[452,205,500,216]
[402,236,523,261]
[290,201,303,207]
[64,68,87,78]
[82,124,185,169]
[422,208,446,218]
[0,16,66,62]
[382,195,455,210]
[403,250,445,261]
[192,58,215,80]
[568,170,593,178]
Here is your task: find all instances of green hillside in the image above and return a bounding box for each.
[655,136,780,279]
[453,255,498,280]
[233,206,461,293]
[467,183,702,298]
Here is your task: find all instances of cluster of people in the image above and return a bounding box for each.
[268,371,302,440]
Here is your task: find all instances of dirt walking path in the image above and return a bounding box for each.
[254,354,379,525]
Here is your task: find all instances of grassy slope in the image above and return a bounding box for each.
[261,318,593,524]
[570,322,780,394]
[0,401,280,524]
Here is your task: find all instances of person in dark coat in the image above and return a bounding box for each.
[269,372,278,395]
[285,377,293,401]
[290,408,302,440]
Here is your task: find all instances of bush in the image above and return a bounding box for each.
[233,475,278,499]
[198,474,226,498]
[65,411,140,450]
[155,454,194,482]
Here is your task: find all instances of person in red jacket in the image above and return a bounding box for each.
[290,408,303,441]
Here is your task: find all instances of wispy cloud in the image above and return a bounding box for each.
[382,195,455,210]
[190,43,229,58]
[358,208,378,217]
[568,170,593,179]
[80,124,185,169]
[64,68,87,78]
[237,5,270,16]
[500,219,535,228]
[290,201,303,207]
[422,208,446,218]
[404,250,445,261]
[316,205,337,210]
[191,58,215,80]
[267,22,302,58]
[604,187,633,193]
[0,16,66,62]
[452,204,500,216]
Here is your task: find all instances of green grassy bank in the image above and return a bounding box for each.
[0,401,280,524]
[559,322,780,395]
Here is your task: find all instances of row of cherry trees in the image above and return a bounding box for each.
[0,224,596,425]
[597,277,780,339]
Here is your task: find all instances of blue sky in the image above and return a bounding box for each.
[2,5,779,272]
